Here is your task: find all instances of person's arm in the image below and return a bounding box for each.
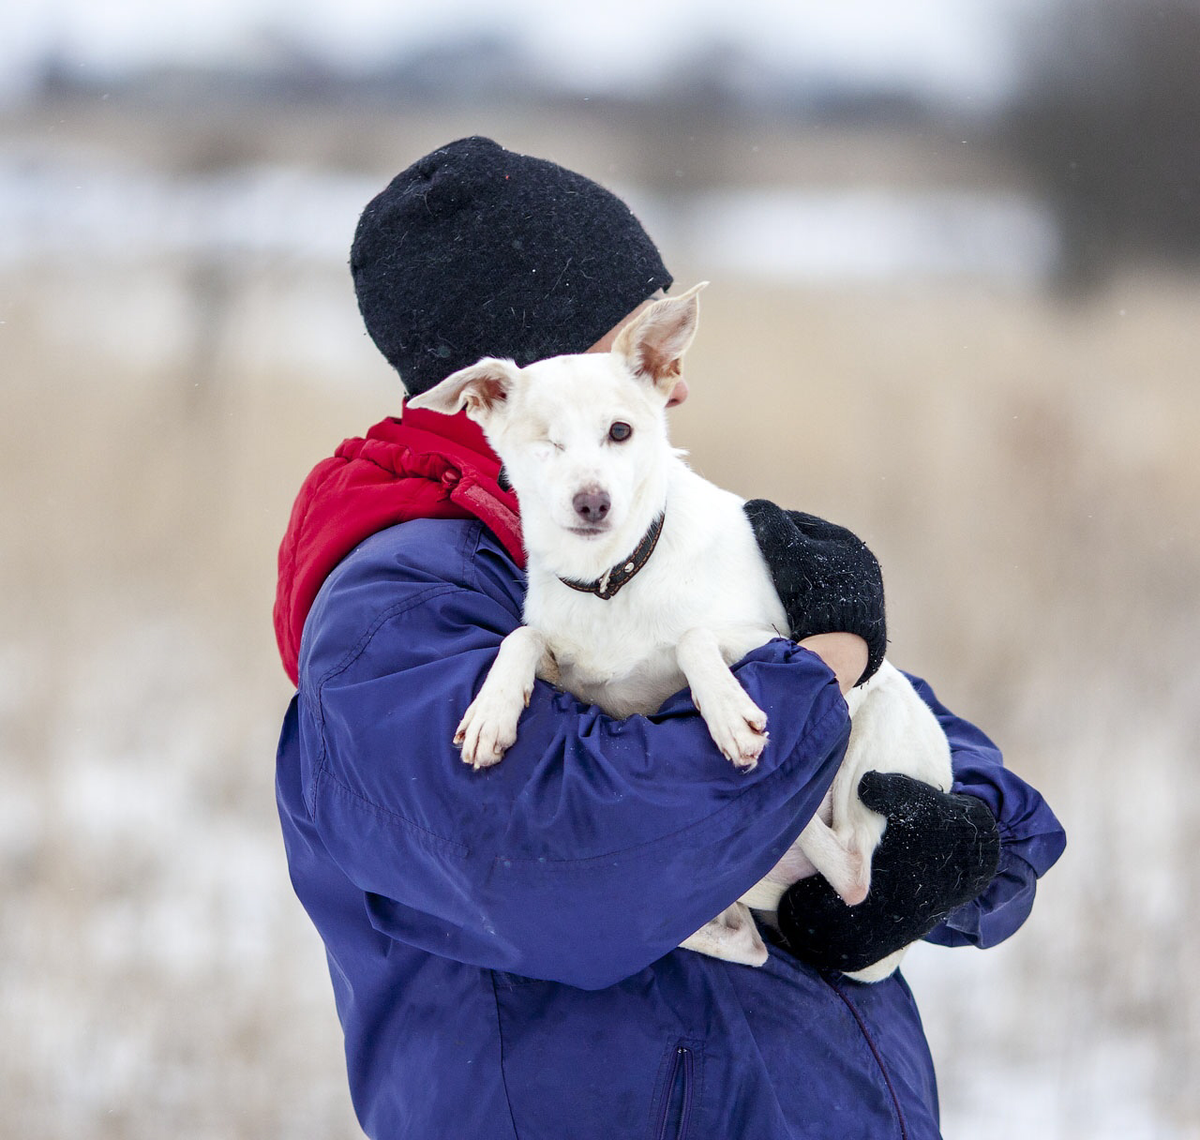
[797,632,868,696]
[745,499,1064,968]
[294,521,852,990]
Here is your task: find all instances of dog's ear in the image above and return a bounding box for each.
[406,357,521,427]
[613,282,708,397]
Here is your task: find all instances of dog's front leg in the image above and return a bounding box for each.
[456,626,551,769]
[676,627,770,768]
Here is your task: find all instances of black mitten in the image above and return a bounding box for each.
[744,499,886,685]
[777,771,1001,974]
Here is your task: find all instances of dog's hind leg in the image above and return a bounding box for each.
[680,902,769,967]
[795,814,872,907]
[843,947,910,985]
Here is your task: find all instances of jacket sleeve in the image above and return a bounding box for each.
[908,675,1067,948]
[293,522,852,990]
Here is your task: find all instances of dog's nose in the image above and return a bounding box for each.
[573,490,611,524]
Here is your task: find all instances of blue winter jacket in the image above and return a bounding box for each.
[276,517,1066,1140]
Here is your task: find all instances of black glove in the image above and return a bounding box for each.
[744,499,886,685]
[776,771,1001,975]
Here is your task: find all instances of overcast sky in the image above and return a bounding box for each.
[2,0,1031,105]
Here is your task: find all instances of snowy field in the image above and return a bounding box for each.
[2,146,1199,1138]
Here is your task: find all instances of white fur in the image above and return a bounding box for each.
[409,284,952,981]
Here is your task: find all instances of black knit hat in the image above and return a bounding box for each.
[350,137,674,394]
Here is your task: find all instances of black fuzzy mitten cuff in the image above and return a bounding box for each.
[744,499,887,684]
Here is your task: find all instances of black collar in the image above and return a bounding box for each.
[559,513,666,600]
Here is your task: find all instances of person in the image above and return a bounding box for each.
[273,136,1066,1139]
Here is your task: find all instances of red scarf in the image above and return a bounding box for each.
[273,403,524,685]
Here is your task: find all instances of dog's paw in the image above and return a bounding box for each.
[698,690,769,769]
[722,721,769,770]
[454,683,530,769]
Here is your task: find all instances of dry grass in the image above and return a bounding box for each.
[2,254,1199,1137]
[684,274,1200,1137]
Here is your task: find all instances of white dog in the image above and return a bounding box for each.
[409,284,952,982]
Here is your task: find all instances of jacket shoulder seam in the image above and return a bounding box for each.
[317,766,471,859]
[304,581,461,817]
[313,581,462,690]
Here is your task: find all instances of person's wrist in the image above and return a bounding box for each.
[797,632,869,695]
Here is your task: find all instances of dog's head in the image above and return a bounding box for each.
[409,283,706,575]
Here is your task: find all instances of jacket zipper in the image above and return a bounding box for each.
[655,1044,694,1140]
[821,976,910,1140]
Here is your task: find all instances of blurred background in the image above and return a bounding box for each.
[2,0,1198,1136]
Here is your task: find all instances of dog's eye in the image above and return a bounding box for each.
[608,421,633,443]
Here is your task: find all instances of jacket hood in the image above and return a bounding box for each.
[273,403,524,684]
